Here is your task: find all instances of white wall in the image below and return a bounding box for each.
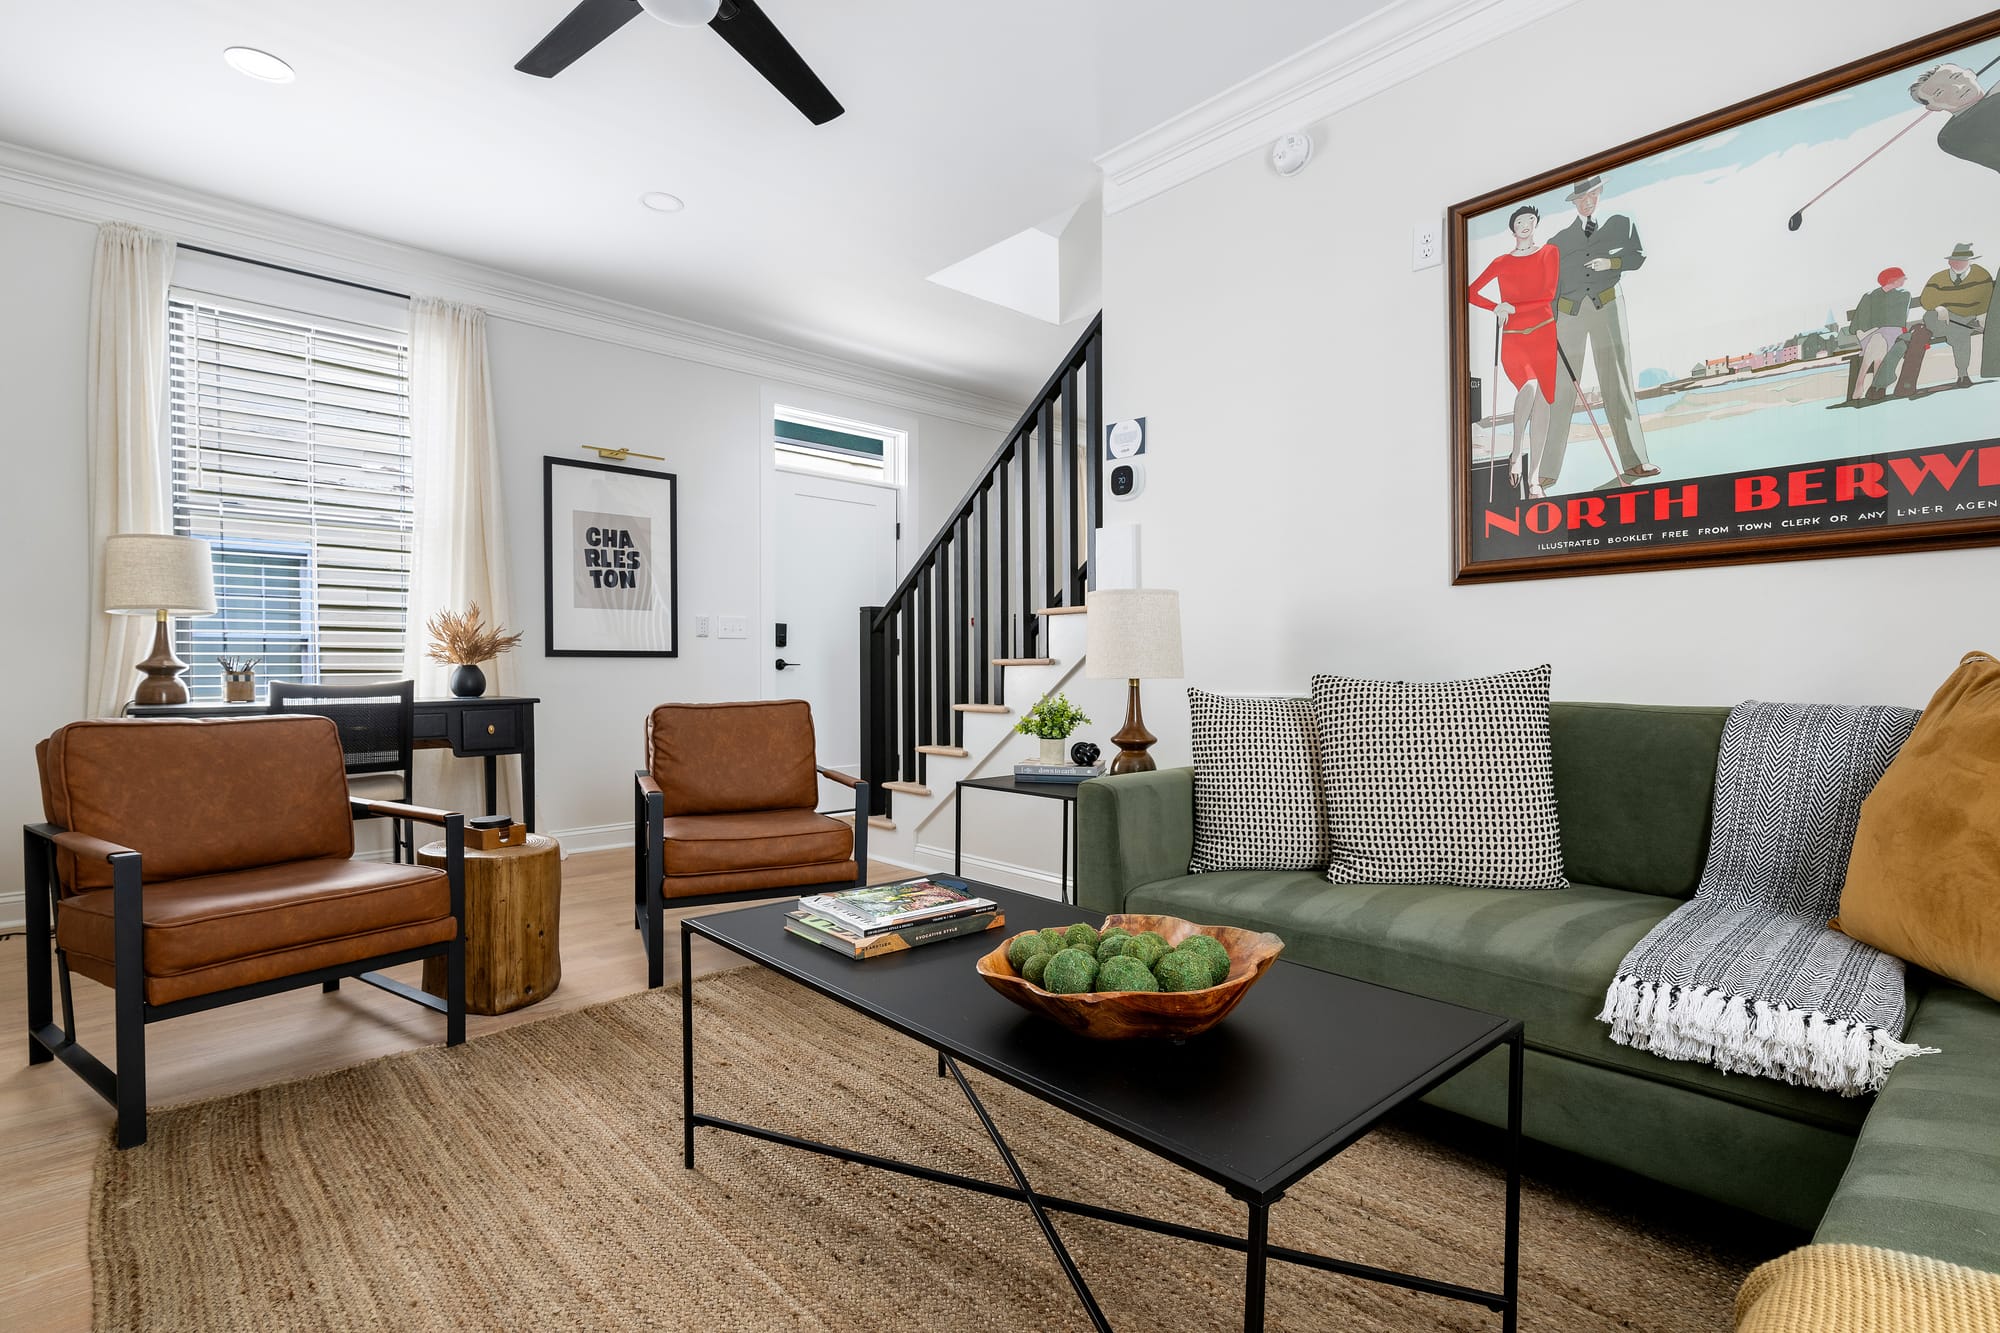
[0,201,95,914]
[1101,0,2000,767]
[0,195,1000,921]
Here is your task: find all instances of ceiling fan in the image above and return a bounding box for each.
[515,0,844,125]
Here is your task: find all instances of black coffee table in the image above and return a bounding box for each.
[681,884,1523,1332]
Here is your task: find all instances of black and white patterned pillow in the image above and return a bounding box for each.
[1310,666,1566,889]
[1188,690,1329,873]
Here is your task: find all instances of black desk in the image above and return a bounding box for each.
[683,886,1524,1332]
[954,774,1087,905]
[124,695,539,830]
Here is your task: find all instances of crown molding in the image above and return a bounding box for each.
[0,140,1019,431]
[1095,0,1585,214]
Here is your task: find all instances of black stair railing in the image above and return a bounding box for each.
[859,314,1102,816]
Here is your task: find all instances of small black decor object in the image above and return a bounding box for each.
[1070,741,1101,767]
[450,663,487,698]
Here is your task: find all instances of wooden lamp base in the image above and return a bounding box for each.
[132,612,190,707]
[1108,677,1158,775]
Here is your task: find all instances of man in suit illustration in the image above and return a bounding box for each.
[1538,175,1661,490]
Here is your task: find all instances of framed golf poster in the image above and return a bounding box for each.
[543,456,679,657]
[1449,12,2000,583]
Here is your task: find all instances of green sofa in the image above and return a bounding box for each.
[1075,702,2000,1277]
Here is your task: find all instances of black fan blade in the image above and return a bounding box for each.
[516,0,642,78]
[710,0,844,125]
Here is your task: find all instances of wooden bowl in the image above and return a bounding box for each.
[975,913,1284,1040]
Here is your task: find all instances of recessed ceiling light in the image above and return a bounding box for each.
[223,47,295,83]
[639,192,686,214]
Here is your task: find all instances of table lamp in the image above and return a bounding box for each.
[1084,588,1183,775]
[103,534,217,706]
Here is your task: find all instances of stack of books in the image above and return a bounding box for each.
[1012,760,1106,784]
[787,876,1003,959]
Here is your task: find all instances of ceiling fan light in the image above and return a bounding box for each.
[637,0,722,27]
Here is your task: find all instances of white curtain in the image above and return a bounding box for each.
[84,223,176,718]
[405,298,521,820]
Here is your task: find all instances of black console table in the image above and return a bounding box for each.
[125,695,539,830]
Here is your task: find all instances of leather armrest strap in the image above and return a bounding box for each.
[816,765,862,790]
[51,829,138,863]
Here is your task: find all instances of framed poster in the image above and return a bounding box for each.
[543,456,678,657]
[1450,13,2000,583]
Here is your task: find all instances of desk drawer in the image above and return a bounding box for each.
[461,707,519,753]
[412,708,450,743]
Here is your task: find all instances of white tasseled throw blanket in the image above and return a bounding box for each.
[1598,701,1934,1097]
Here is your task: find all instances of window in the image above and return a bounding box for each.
[167,294,414,699]
[774,411,901,483]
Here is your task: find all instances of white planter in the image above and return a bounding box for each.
[1038,736,1067,765]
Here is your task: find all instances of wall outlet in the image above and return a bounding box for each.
[1412,221,1442,270]
[693,615,711,638]
[718,615,748,639]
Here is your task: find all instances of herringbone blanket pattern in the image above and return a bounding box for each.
[1598,701,1930,1096]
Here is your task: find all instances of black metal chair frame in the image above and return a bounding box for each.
[270,679,418,862]
[633,766,869,989]
[22,799,466,1150]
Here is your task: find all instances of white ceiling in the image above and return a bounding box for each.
[0,0,1385,404]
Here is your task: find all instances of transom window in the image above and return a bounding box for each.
[167,293,414,699]
[774,412,901,483]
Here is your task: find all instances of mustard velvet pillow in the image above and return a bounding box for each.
[1834,651,2000,1003]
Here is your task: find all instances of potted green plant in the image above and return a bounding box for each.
[1015,693,1091,765]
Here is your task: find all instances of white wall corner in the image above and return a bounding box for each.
[0,140,1019,434]
[1094,0,1587,214]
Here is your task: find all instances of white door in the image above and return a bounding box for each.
[770,470,899,810]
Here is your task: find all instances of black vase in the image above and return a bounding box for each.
[450,663,487,698]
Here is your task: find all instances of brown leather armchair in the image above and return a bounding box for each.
[24,714,465,1148]
[634,700,868,987]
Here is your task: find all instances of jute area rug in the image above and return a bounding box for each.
[94,966,1764,1331]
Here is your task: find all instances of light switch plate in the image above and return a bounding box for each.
[718,615,748,639]
[693,615,711,638]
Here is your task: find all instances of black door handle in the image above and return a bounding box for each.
[775,658,802,670]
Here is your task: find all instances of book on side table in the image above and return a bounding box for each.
[790,876,1002,959]
[1012,762,1105,784]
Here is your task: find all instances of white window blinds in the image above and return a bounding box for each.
[167,293,414,698]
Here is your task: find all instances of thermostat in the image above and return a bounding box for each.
[1108,460,1145,501]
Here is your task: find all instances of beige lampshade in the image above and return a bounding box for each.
[103,534,217,617]
[1084,588,1183,680]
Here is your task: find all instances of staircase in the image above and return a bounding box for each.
[858,316,1104,889]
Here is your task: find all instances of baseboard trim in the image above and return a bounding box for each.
[912,844,1063,896]
[0,888,21,933]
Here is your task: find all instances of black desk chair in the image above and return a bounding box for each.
[270,680,417,862]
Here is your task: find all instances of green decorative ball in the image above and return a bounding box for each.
[1037,927,1069,955]
[1177,933,1232,986]
[1021,952,1052,986]
[1063,922,1102,952]
[1132,931,1170,953]
[1154,949,1213,993]
[1042,948,1099,995]
[1122,935,1167,969]
[1095,955,1158,992]
[1006,931,1047,971]
[1095,934,1132,963]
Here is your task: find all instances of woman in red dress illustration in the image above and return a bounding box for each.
[1467,205,1560,498]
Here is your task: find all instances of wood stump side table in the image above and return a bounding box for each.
[419,833,562,1015]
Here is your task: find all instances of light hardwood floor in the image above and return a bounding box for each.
[0,848,906,1331]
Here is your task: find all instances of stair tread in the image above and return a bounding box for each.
[881,780,932,796]
[953,703,1011,713]
[993,658,1056,666]
[1034,606,1087,616]
[917,745,970,757]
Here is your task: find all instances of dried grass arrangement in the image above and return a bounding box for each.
[425,603,523,667]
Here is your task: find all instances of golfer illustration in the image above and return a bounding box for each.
[1911,62,2000,176]
[1539,176,1660,490]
